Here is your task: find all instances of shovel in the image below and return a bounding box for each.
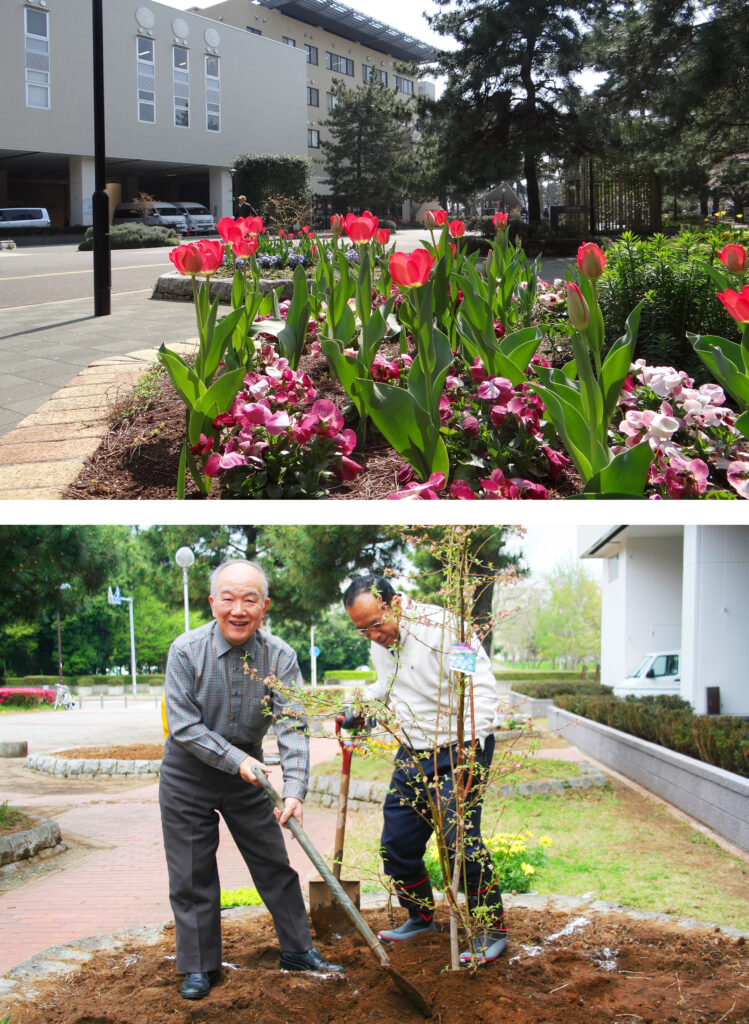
[253,765,432,1018]
[309,715,360,937]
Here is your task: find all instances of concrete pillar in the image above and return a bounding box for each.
[681,526,749,715]
[209,166,233,221]
[69,155,96,226]
[0,170,8,205]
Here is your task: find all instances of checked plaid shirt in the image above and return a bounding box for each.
[164,620,309,801]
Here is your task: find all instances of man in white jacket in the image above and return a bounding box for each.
[343,574,506,965]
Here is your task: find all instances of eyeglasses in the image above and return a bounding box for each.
[355,617,387,635]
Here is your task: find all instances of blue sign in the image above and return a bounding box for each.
[113,585,122,606]
[310,645,320,658]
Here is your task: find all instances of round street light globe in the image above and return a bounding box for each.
[175,547,195,569]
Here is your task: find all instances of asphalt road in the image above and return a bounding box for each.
[0,243,175,309]
[0,703,164,753]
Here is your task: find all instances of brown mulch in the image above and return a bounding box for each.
[65,345,576,500]
[51,744,164,761]
[5,906,748,1024]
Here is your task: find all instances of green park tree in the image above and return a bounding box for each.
[320,80,420,215]
[533,559,601,670]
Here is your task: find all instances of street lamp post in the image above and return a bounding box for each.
[56,583,71,687]
[91,0,111,316]
[175,547,195,633]
[107,585,137,696]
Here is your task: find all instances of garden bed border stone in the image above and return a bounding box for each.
[507,689,555,717]
[152,272,295,304]
[547,705,749,853]
[306,760,608,810]
[0,816,64,869]
[25,752,161,778]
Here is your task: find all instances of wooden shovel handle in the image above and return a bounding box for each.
[252,765,390,968]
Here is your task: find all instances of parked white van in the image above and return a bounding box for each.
[112,201,186,234]
[615,651,680,698]
[171,201,216,235]
[0,207,51,229]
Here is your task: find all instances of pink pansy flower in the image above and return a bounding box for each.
[400,353,413,369]
[470,358,488,385]
[370,353,400,382]
[334,429,357,456]
[190,433,214,456]
[635,363,685,399]
[339,456,363,482]
[490,405,508,428]
[265,411,291,435]
[204,451,248,477]
[449,480,477,500]
[445,374,463,393]
[664,454,709,499]
[541,445,571,482]
[726,461,749,499]
[301,399,344,437]
[461,415,480,437]
[309,340,323,358]
[698,382,726,406]
[396,463,414,486]
[387,473,446,500]
[238,402,272,426]
[477,376,514,402]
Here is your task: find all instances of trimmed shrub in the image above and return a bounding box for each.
[323,670,376,682]
[511,680,613,700]
[554,693,749,778]
[493,670,583,682]
[78,224,179,250]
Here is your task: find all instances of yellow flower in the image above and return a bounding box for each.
[539,836,553,848]
[521,863,535,875]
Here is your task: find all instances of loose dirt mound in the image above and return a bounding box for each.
[51,745,164,760]
[6,906,747,1024]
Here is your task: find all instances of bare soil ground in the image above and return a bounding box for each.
[5,906,748,1024]
[52,744,164,760]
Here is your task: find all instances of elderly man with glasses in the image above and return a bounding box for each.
[160,559,341,1000]
[342,574,506,965]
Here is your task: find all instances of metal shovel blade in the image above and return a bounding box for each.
[309,876,361,937]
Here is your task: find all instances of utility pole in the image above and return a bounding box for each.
[92,0,111,315]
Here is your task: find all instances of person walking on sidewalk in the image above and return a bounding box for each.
[342,574,506,966]
[160,559,342,1000]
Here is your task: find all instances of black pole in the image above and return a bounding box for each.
[92,0,111,316]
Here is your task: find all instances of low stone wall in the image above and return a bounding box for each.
[547,706,749,854]
[25,753,161,778]
[0,817,63,868]
[306,761,608,810]
[507,690,555,718]
[152,272,294,303]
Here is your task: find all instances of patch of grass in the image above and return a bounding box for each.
[0,800,34,836]
[110,365,167,427]
[220,885,263,909]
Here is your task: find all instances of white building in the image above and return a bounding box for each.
[0,0,433,227]
[578,525,749,716]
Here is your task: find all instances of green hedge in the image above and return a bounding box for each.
[78,224,179,251]
[323,670,376,682]
[555,694,749,778]
[493,670,584,681]
[2,676,71,687]
[511,680,613,699]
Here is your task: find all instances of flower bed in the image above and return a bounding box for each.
[80,211,749,499]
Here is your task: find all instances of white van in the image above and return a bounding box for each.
[0,207,51,229]
[171,201,216,235]
[615,651,680,698]
[112,201,186,233]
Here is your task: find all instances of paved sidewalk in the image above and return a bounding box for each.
[2,734,341,974]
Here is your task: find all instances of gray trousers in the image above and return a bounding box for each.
[159,737,312,972]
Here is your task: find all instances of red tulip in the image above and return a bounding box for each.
[195,238,225,274]
[718,244,747,275]
[233,236,258,258]
[717,285,749,323]
[565,281,590,330]
[448,220,466,238]
[492,211,509,231]
[169,242,205,276]
[389,248,436,288]
[577,242,606,279]
[374,228,391,245]
[345,211,378,243]
[241,216,264,236]
[217,217,244,244]
[330,213,345,235]
[433,209,448,226]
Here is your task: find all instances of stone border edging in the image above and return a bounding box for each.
[306,760,608,810]
[0,816,63,868]
[3,891,746,1002]
[152,272,295,303]
[0,740,28,757]
[0,341,197,500]
[25,753,161,778]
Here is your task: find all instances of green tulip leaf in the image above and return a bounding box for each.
[583,442,654,495]
[158,345,205,409]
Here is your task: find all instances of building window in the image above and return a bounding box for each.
[307,86,319,107]
[307,129,320,148]
[326,91,338,111]
[205,55,220,132]
[325,52,353,76]
[304,44,318,65]
[173,46,189,127]
[247,27,262,35]
[283,36,296,47]
[25,7,50,109]
[363,65,387,87]
[136,37,155,123]
[394,75,414,95]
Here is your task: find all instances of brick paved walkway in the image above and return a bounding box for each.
[3,737,340,973]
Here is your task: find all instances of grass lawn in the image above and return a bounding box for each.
[334,781,749,932]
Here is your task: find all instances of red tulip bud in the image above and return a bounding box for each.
[577,242,606,279]
[565,281,590,330]
[718,244,747,275]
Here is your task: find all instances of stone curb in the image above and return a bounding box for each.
[306,760,609,810]
[152,272,295,303]
[0,341,197,500]
[0,741,28,757]
[25,752,161,779]
[0,816,63,868]
[3,891,746,1001]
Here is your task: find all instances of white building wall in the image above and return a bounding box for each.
[681,526,749,715]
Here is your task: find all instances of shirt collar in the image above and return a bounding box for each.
[212,620,260,660]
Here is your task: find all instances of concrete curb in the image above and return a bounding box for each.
[25,752,161,779]
[306,761,609,810]
[3,891,746,1001]
[152,272,295,303]
[0,340,197,500]
[0,741,28,757]
[0,816,63,868]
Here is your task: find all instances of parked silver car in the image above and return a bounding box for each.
[171,201,216,235]
[0,207,51,229]
[112,201,187,233]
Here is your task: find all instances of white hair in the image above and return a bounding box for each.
[210,560,268,601]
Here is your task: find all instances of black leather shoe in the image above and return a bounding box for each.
[180,969,219,999]
[279,946,344,973]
